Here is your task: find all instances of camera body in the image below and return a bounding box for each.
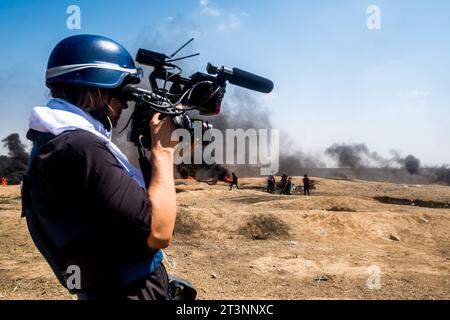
[127,48,227,149]
[124,43,273,150]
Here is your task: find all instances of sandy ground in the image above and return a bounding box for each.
[0,177,449,300]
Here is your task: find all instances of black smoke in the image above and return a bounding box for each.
[0,134,29,184]
[325,143,391,168]
[277,148,325,176]
[403,155,421,174]
[433,166,450,185]
[325,143,422,175]
[177,163,230,181]
[390,151,421,174]
[325,143,371,168]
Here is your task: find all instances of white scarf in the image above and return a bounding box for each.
[29,98,146,189]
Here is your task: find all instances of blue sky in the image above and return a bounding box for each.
[1,0,449,166]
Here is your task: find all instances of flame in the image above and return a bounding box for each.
[186,176,195,181]
[1,177,7,187]
[224,176,233,183]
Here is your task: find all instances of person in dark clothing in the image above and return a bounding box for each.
[303,174,311,196]
[21,35,180,300]
[280,173,288,194]
[230,172,239,190]
[283,176,293,195]
[267,174,276,193]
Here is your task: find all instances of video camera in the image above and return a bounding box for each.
[120,38,273,148]
[119,39,274,187]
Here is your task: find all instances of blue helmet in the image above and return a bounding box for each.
[46,34,142,89]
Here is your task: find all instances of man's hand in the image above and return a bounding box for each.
[147,112,177,249]
[150,112,178,152]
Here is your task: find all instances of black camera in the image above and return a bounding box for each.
[119,39,273,186]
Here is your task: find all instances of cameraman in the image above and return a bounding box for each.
[22,35,177,300]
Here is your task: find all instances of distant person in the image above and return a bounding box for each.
[279,173,288,194]
[230,172,239,190]
[285,177,294,195]
[303,174,310,196]
[267,174,276,193]
[281,175,293,195]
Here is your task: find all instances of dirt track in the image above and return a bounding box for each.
[1,177,449,300]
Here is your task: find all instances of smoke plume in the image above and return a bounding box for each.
[402,155,421,174]
[325,143,422,175]
[433,166,450,185]
[3,133,28,162]
[325,143,371,168]
[0,133,29,184]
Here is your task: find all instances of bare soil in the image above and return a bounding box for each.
[1,177,449,300]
